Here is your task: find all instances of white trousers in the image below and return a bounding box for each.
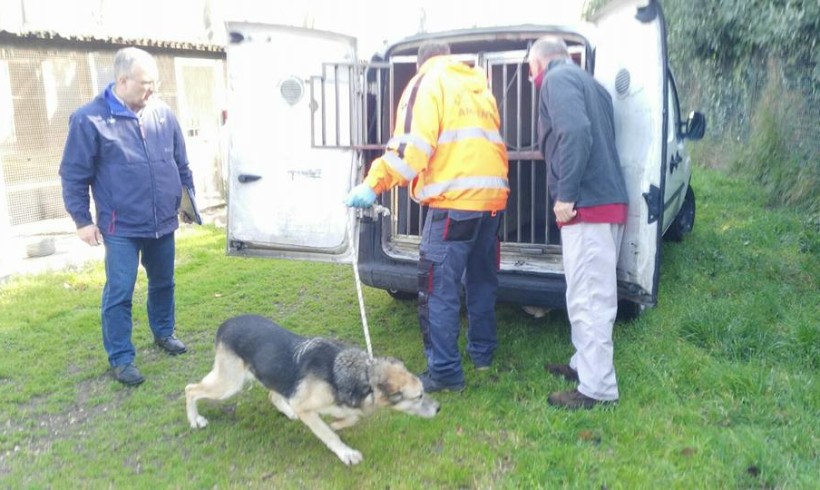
[561,222,624,401]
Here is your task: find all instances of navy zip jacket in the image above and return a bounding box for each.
[537,59,628,208]
[59,83,194,238]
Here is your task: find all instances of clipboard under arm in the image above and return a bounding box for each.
[180,185,202,225]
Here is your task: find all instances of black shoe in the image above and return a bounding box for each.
[112,364,145,386]
[418,371,465,393]
[547,389,616,410]
[545,363,579,383]
[155,335,187,355]
[473,356,493,372]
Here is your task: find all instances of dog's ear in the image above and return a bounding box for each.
[377,381,402,403]
[373,359,405,401]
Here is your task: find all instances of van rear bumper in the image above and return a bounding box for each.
[357,259,568,309]
[357,219,569,309]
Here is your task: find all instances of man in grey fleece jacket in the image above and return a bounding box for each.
[529,36,629,409]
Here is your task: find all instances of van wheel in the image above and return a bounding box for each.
[387,289,416,301]
[617,300,644,322]
[664,185,696,242]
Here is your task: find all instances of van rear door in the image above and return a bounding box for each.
[224,23,359,262]
[591,0,668,305]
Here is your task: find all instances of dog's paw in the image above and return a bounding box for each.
[276,404,298,420]
[189,415,209,429]
[337,448,363,466]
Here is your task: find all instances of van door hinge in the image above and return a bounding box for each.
[643,185,661,224]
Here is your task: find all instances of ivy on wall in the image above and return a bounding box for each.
[585,0,818,69]
[583,0,818,214]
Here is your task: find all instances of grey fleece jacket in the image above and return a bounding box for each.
[536,59,628,208]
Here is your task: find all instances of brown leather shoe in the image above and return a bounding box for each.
[545,363,579,383]
[547,389,615,410]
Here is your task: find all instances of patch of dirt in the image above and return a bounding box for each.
[0,373,131,475]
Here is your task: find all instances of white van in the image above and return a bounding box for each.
[222,0,705,317]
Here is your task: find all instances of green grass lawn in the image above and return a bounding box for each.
[0,167,817,488]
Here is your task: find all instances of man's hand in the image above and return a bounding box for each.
[554,200,577,224]
[179,210,193,224]
[77,224,103,246]
[343,184,377,208]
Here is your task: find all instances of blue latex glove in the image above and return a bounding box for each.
[344,184,377,208]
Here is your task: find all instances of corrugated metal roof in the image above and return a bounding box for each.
[0,29,224,54]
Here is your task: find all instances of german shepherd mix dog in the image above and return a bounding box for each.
[186,315,440,465]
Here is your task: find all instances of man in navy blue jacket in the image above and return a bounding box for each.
[60,47,194,386]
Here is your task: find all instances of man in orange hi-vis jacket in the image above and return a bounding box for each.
[345,41,509,393]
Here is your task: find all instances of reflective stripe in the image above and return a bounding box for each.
[416,176,509,200]
[388,134,433,158]
[383,152,418,181]
[438,127,504,145]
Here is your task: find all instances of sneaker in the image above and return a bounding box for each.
[112,364,145,386]
[418,371,465,393]
[547,389,615,410]
[545,363,579,383]
[155,334,187,355]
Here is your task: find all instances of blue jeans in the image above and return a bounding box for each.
[101,232,176,367]
[417,209,502,385]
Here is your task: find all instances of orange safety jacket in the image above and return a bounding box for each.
[364,56,509,211]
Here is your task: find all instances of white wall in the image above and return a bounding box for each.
[0,60,12,240]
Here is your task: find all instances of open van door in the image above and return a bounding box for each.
[591,0,668,306]
[224,22,360,262]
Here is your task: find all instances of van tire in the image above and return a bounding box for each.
[664,185,696,242]
[617,300,643,322]
[387,289,416,301]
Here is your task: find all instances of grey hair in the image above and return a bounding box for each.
[417,40,451,67]
[113,47,157,78]
[528,36,569,63]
